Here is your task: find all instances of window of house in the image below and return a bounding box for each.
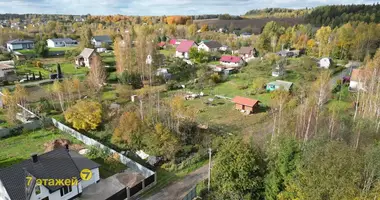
[41,197,49,200]
[35,185,41,195]
[60,186,72,196]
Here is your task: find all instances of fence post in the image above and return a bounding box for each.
[127,187,130,199]
[142,179,145,189]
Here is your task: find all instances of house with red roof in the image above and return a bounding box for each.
[232,96,260,114]
[220,55,245,67]
[175,40,197,59]
[157,41,166,49]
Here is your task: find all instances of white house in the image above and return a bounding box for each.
[91,35,113,48]
[239,47,257,61]
[0,62,17,82]
[349,69,370,91]
[175,40,197,59]
[197,41,222,52]
[6,39,34,52]
[318,57,332,69]
[0,147,100,200]
[75,48,95,67]
[47,38,78,48]
[220,55,245,67]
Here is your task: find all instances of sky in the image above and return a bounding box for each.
[0,0,378,16]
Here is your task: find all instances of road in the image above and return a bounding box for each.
[141,164,209,200]
[330,67,350,89]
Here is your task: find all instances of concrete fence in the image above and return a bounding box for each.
[0,118,50,138]
[51,118,155,178]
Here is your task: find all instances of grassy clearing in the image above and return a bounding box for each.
[16,62,88,77]
[101,52,116,66]
[159,48,176,57]
[48,47,77,52]
[88,157,128,179]
[0,128,82,168]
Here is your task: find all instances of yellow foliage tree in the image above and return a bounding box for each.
[112,112,142,149]
[64,100,102,131]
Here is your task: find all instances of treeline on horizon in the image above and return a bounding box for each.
[245,4,380,27]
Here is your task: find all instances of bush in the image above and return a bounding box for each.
[166,80,181,90]
[237,84,249,90]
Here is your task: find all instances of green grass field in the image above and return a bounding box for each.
[16,62,88,77]
[159,48,176,57]
[0,128,81,168]
[48,47,77,52]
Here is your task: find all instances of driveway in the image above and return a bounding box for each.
[330,67,350,89]
[140,164,209,200]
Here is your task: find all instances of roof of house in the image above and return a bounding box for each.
[220,55,242,63]
[92,35,112,43]
[169,39,177,45]
[158,41,166,47]
[77,48,95,59]
[267,80,293,91]
[0,148,100,200]
[48,38,77,43]
[239,47,255,54]
[0,63,15,70]
[7,39,34,44]
[351,69,372,82]
[232,96,259,107]
[176,40,196,53]
[202,41,222,49]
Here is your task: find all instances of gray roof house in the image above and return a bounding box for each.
[198,41,222,52]
[47,38,78,48]
[0,147,100,200]
[6,39,34,52]
[75,48,96,67]
[91,35,113,48]
[266,80,293,92]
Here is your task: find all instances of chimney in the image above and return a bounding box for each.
[31,154,38,163]
[65,144,69,151]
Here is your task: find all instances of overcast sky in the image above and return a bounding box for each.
[0,0,378,15]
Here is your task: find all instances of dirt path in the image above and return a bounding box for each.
[140,164,209,200]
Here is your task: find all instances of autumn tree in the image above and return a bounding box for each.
[64,100,102,131]
[87,54,106,93]
[80,27,94,49]
[52,80,65,112]
[112,112,143,149]
[315,26,332,57]
[211,138,264,199]
[144,123,179,160]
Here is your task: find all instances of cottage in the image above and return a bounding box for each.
[266,80,293,92]
[220,55,245,67]
[239,47,257,61]
[169,39,185,46]
[6,39,34,52]
[156,68,172,80]
[232,96,260,114]
[277,50,294,57]
[47,38,78,48]
[197,41,222,52]
[75,48,95,67]
[213,65,237,75]
[318,57,333,69]
[175,40,197,59]
[239,32,252,38]
[91,35,113,48]
[349,69,371,91]
[0,147,100,200]
[219,45,230,52]
[0,62,17,82]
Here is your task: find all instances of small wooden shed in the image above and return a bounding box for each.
[232,96,260,114]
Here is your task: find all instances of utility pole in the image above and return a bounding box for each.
[208,148,212,192]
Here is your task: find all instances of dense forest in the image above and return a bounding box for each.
[306,4,380,27]
[244,8,308,18]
